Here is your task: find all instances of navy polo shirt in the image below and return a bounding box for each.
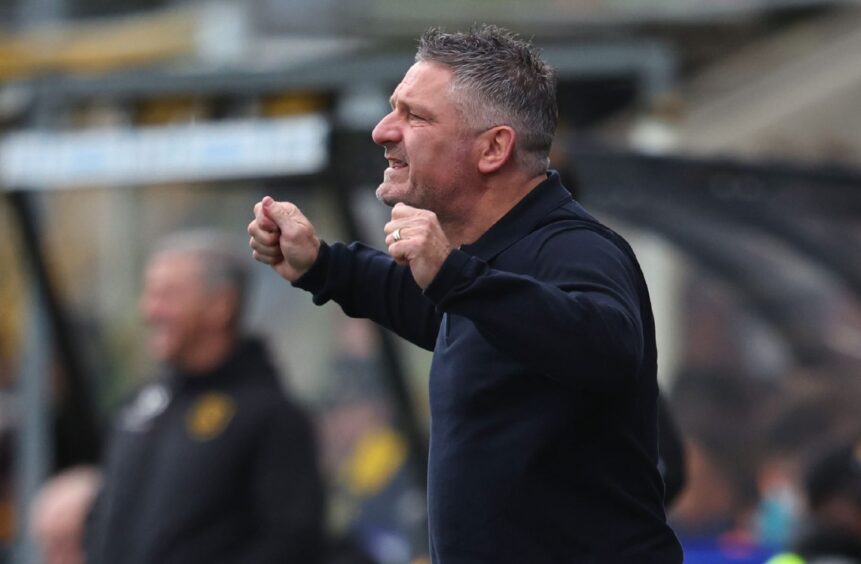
[296,172,683,563]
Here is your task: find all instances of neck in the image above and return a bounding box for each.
[442,171,547,247]
[176,332,236,375]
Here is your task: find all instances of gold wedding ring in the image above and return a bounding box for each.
[392,228,402,242]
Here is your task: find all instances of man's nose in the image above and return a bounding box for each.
[371,111,401,146]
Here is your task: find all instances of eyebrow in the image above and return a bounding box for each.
[389,96,434,119]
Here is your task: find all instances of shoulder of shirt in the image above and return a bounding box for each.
[525,217,628,254]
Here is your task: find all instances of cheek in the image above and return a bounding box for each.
[404,130,472,193]
[408,139,449,178]
[146,297,200,336]
[172,304,205,333]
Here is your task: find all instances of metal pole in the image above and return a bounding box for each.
[7,193,52,564]
[11,295,51,564]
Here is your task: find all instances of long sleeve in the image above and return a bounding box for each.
[294,241,443,351]
[424,227,645,394]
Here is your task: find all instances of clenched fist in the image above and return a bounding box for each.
[384,203,453,289]
[248,196,320,282]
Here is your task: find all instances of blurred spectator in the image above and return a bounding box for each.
[321,320,427,564]
[29,466,100,564]
[755,370,861,550]
[669,367,775,563]
[766,438,861,563]
[86,230,325,564]
[799,438,861,560]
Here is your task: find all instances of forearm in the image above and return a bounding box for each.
[294,241,442,350]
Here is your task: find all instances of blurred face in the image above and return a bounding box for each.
[139,253,211,367]
[372,62,480,217]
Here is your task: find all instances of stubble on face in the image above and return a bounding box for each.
[375,171,435,209]
[374,133,476,223]
[375,168,408,207]
[373,62,472,216]
[374,126,431,210]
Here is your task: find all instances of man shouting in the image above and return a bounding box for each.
[249,25,682,564]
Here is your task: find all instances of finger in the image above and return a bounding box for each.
[384,219,405,239]
[385,226,412,246]
[248,220,279,246]
[390,202,422,220]
[387,241,410,266]
[252,249,283,265]
[248,237,282,257]
[254,198,280,233]
[263,198,307,233]
[383,220,400,237]
[249,237,283,258]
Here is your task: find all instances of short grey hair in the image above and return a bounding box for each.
[416,25,558,175]
[151,229,249,324]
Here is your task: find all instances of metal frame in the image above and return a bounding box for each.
[571,144,861,365]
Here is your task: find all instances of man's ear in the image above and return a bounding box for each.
[477,126,516,174]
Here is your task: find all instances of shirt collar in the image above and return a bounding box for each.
[460,170,573,261]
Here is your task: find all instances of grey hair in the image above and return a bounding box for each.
[416,25,558,175]
[150,229,249,325]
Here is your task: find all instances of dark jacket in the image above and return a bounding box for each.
[87,338,324,564]
[296,171,682,563]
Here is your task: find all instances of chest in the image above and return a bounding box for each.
[430,312,536,424]
[110,388,255,496]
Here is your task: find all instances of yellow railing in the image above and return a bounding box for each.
[0,7,197,80]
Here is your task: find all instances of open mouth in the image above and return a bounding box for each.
[385,152,409,169]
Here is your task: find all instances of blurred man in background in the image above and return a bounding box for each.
[320,320,427,564]
[766,438,861,563]
[668,367,775,563]
[29,466,100,564]
[755,371,861,550]
[86,231,325,564]
[796,438,861,560]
